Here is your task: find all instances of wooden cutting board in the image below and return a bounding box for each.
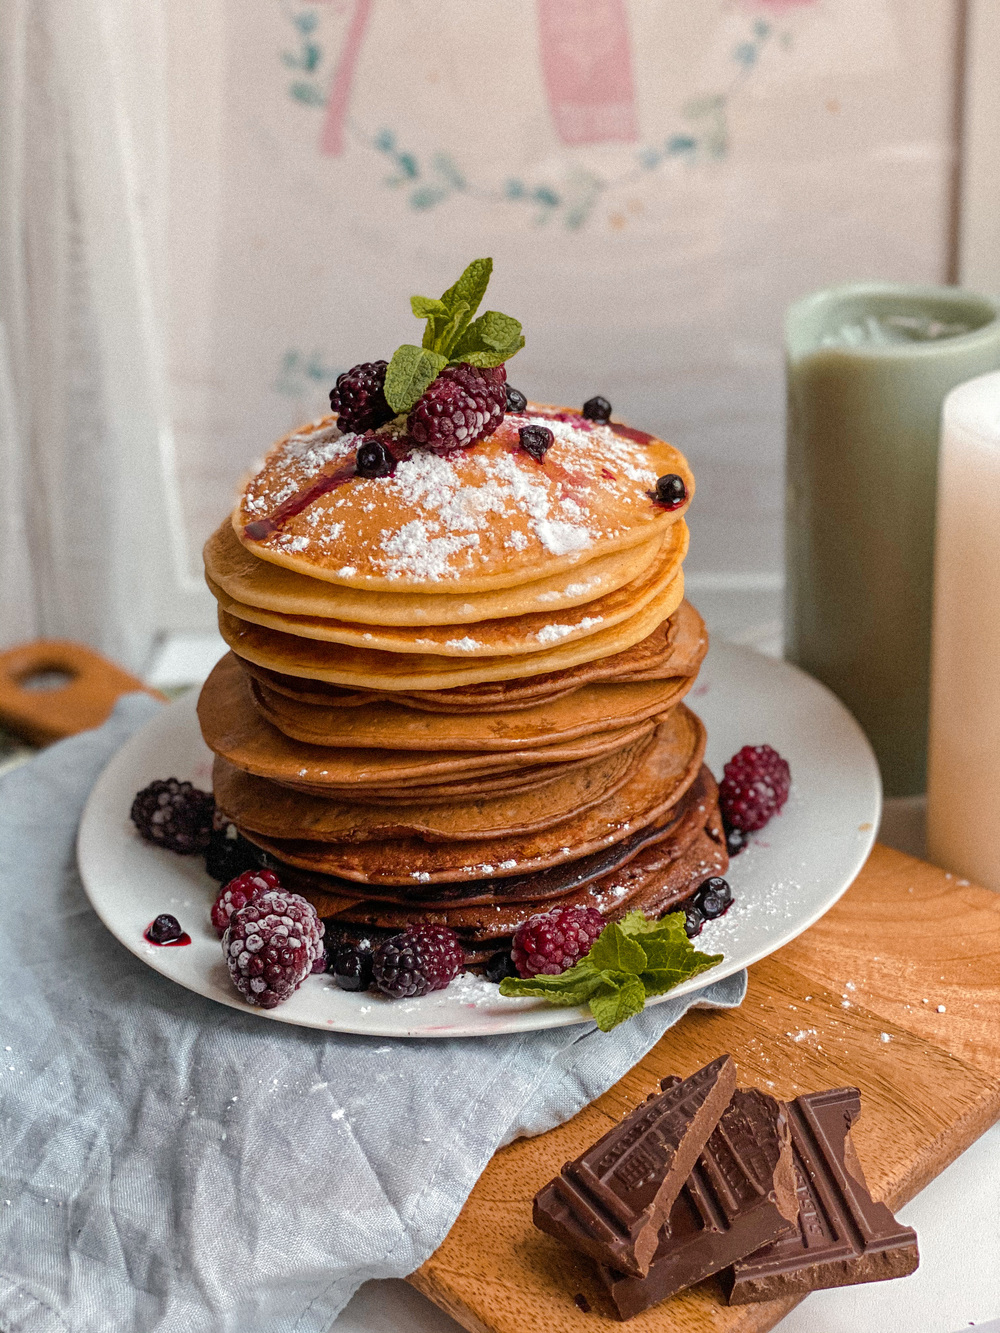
[411,844,1000,1330]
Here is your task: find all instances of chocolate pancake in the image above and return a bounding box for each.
[237,599,707,713]
[248,674,694,752]
[240,706,706,884]
[211,731,652,842]
[198,652,656,790]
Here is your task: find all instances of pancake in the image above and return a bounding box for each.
[282,755,617,803]
[198,652,657,790]
[237,599,708,712]
[235,409,693,592]
[205,519,664,626]
[240,706,706,884]
[249,675,694,752]
[217,570,684,690]
[211,733,651,843]
[205,520,687,656]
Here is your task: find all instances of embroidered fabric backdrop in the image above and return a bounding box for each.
[162,0,960,597]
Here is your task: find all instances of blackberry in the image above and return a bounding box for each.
[205,822,263,882]
[582,396,612,423]
[148,913,184,944]
[330,939,375,992]
[130,778,214,855]
[485,950,518,983]
[518,424,554,462]
[719,745,791,833]
[505,385,528,413]
[511,905,605,978]
[407,363,506,452]
[329,360,392,435]
[695,876,732,920]
[653,474,687,509]
[223,890,325,1008]
[684,904,705,938]
[355,436,395,478]
[372,925,465,999]
[725,824,747,857]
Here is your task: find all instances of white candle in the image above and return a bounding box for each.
[927,371,1000,891]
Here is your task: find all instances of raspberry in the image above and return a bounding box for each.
[210,869,281,937]
[372,925,465,998]
[653,474,686,509]
[130,779,214,854]
[719,745,791,833]
[582,396,612,422]
[205,823,263,882]
[407,363,506,452]
[223,890,325,1008]
[519,424,554,462]
[329,361,392,434]
[511,905,605,978]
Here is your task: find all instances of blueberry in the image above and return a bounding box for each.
[205,825,263,882]
[505,385,527,413]
[331,941,374,992]
[684,905,705,938]
[725,825,747,857]
[519,424,554,462]
[355,438,395,479]
[485,951,518,983]
[695,877,732,920]
[149,913,183,944]
[654,474,686,508]
[582,396,611,423]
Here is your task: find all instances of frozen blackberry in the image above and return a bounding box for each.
[130,778,214,855]
[511,905,605,978]
[330,939,375,992]
[147,913,184,944]
[582,396,612,423]
[407,363,506,452]
[355,436,395,478]
[719,745,791,833]
[518,424,554,462]
[223,889,325,1008]
[210,868,281,937]
[329,360,392,435]
[505,385,528,413]
[653,474,687,509]
[372,925,465,999]
[485,950,518,983]
[694,876,732,920]
[205,823,263,882]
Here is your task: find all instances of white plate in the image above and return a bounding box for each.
[77,643,880,1038]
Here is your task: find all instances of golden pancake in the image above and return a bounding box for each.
[212,734,650,842]
[234,409,692,592]
[206,520,664,626]
[241,706,705,885]
[249,674,693,752]
[217,570,684,690]
[205,521,686,657]
[236,599,707,712]
[198,652,657,790]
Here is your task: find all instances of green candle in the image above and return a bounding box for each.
[785,282,1000,797]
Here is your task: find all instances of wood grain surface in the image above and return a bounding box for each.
[410,844,1000,1331]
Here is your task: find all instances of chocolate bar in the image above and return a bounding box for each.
[722,1087,919,1303]
[596,1087,799,1319]
[533,1055,736,1276]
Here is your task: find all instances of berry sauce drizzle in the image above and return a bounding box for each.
[243,458,358,540]
[143,924,192,947]
[609,422,655,446]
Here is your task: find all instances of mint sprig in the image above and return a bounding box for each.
[384,258,525,414]
[499,911,724,1032]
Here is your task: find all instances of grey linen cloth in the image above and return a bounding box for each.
[0,695,747,1333]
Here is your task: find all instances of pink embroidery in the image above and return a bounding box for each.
[319,0,374,156]
[537,0,639,146]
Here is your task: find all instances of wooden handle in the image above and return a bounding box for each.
[0,639,166,746]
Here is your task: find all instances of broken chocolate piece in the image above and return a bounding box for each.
[722,1087,919,1304]
[597,1088,799,1319]
[534,1055,737,1276]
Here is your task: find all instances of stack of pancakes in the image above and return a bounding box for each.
[197,406,728,963]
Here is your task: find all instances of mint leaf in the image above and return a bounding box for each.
[499,957,606,1007]
[410,295,447,321]
[641,948,723,998]
[587,921,647,975]
[440,258,493,324]
[589,976,647,1032]
[452,310,523,358]
[459,344,524,368]
[383,345,448,414]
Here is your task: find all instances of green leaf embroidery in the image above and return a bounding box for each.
[383,345,448,414]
